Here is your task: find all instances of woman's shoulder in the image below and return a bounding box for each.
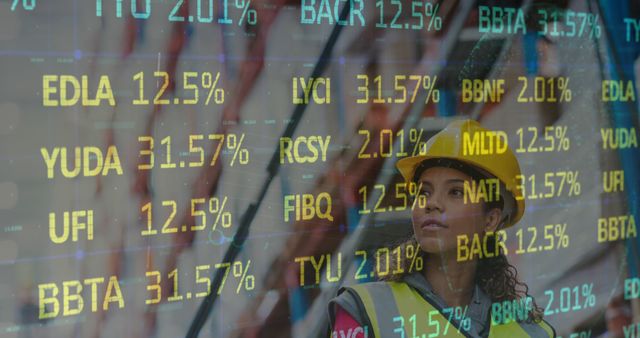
[327,281,389,325]
[513,318,556,338]
[328,282,372,317]
[330,281,397,309]
[537,318,557,338]
[334,280,392,297]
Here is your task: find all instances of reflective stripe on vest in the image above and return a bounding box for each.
[350,282,554,338]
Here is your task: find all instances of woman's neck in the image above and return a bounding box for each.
[422,252,477,308]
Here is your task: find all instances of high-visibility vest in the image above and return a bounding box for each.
[344,281,555,338]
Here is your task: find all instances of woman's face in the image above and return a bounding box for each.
[411,166,495,256]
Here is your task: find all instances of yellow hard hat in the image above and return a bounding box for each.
[396,119,524,228]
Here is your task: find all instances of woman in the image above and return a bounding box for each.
[328,120,555,338]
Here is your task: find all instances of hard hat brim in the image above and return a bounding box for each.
[396,154,524,228]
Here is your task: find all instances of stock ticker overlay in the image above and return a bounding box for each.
[0,0,640,338]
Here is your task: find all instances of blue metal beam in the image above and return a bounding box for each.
[597,0,640,279]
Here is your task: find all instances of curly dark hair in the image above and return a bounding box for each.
[379,158,544,323]
[379,236,544,323]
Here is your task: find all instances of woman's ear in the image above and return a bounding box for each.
[484,208,502,233]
